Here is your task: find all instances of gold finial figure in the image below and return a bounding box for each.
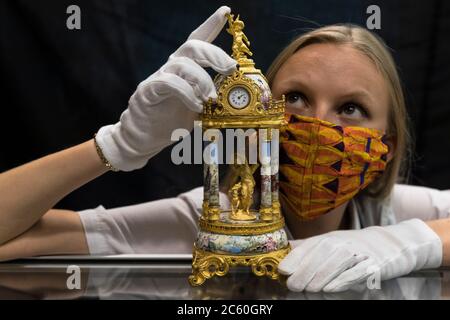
[226,13,253,61]
[228,162,257,221]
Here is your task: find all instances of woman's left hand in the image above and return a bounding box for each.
[278,219,442,292]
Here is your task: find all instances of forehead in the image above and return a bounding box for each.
[273,43,389,105]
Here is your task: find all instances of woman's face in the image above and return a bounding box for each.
[271,43,390,132]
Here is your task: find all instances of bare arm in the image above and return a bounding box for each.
[427,219,450,266]
[0,209,89,261]
[0,139,108,246]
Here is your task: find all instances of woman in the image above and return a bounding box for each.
[0,6,448,293]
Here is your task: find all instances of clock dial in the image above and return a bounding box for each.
[228,86,250,109]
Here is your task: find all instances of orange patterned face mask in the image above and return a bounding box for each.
[279,114,389,220]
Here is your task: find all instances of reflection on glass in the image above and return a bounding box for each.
[0,263,449,300]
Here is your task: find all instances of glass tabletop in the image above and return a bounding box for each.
[0,259,449,300]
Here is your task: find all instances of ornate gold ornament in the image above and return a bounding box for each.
[189,247,290,286]
[202,71,285,129]
[190,11,290,286]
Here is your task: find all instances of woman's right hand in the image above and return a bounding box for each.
[95,6,236,171]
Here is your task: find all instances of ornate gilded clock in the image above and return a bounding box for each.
[189,12,290,286]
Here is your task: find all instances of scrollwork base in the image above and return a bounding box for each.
[189,246,291,286]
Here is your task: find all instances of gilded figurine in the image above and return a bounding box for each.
[228,163,257,221]
[226,13,253,61]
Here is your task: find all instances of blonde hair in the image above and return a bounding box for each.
[266,24,411,199]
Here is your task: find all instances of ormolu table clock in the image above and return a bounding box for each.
[189,12,291,286]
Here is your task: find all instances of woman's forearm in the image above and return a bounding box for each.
[427,218,450,266]
[0,139,108,245]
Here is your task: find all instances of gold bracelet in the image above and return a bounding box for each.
[93,133,119,172]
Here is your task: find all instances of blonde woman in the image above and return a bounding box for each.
[0,6,448,293]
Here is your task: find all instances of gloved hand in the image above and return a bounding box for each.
[279,219,442,292]
[95,6,236,171]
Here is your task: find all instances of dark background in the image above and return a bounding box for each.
[0,0,449,211]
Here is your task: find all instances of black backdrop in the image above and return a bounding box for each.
[0,0,449,211]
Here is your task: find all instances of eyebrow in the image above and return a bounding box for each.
[338,90,374,104]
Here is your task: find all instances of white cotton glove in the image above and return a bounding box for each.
[95,6,236,171]
[279,219,442,292]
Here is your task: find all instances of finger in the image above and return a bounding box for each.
[138,72,203,113]
[162,57,217,101]
[278,236,323,275]
[285,237,341,292]
[323,258,377,293]
[171,39,236,75]
[187,6,231,43]
[305,252,368,292]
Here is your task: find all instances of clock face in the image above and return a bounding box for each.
[228,86,250,109]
